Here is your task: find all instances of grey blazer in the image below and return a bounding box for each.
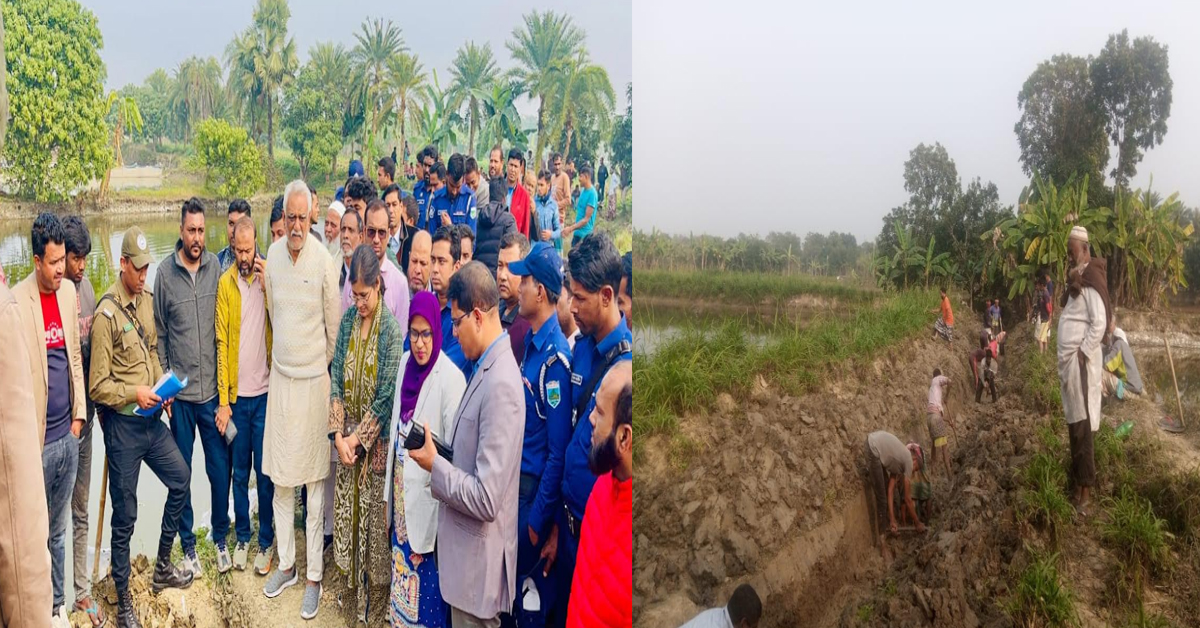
[431,335,525,619]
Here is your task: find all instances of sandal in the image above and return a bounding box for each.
[74,597,107,628]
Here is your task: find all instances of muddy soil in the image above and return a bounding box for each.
[75,532,374,628]
[636,315,1200,627]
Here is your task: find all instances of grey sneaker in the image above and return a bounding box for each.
[263,568,298,598]
[254,545,272,576]
[233,542,249,571]
[183,549,203,579]
[300,582,321,620]
[216,544,233,574]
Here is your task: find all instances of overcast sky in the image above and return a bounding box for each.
[635,0,1200,243]
[85,0,631,122]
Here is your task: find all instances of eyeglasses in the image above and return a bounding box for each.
[351,290,374,305]
[452,306,494,329]
[366,227,389,241]
[409,329,433,343]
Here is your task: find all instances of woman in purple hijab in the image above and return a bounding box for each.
[383,291,467,627]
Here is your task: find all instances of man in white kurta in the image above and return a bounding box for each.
[261,181,341,616]
[1057,225,1106,514]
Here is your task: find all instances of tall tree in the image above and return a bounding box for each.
[610,83,632,188]
[225,28,264,139]
[352,17,406,155]
[2,0,111,201]
[1014,54,1109,198]
[225,0,297,158]
[282,63,341,182]
[0,7,7,153]
[384,52,426,166]
[480,79,528,151]
[507,10,584,167]
[447,41,499,157]
[306,41,360,172]
[547,47,614,162]
[1090,29,1172,191]
[99,90,143,199]
[169,56,223,140]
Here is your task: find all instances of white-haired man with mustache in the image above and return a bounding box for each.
[260,180,341,620]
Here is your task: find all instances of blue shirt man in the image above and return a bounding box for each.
[431,183,478,233]
[440,302,470,376]
[414,184,436,232]
[507,243,574,618]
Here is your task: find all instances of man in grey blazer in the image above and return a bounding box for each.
[412,261,525,628]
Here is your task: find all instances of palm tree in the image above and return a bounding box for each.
[546,48,615,162]
[410,70,462,158]
[169,56,223,139]
[384,52,427,166]
[352,17,406,154]
[99,91,144,200]
[308,41,352,91]
[447,42,499,156]
[225,0,297,157]
[225,28,264,137]
[506,10,584,167]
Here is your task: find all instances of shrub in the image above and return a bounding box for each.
[1101,487,1172,603]
[191,118,264,198]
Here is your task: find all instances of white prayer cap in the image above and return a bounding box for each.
[1069,226,1088,242]
[328,200,346,218]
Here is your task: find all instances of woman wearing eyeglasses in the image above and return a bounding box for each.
[383,290,467,628]
[329,245,405,622]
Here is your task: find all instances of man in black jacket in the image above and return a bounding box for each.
[473,177,516,276]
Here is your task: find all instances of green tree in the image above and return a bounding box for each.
[138,69,175,143]
[1,0,111,201]
[99,90,143,200]
[0,7,7,153]
[547,48,615,163]
[282,63,342,182]
[447,41,499,157]
[507,10,584,168]
[1091,30,1173,191]
[610,83,632,188]
[169,56,223,140]
[410,70,462,158]
[225,0,297,157]
[352,17,406,154]
[191,118,264,198]
[384,52,427,166]
[306,41,360,174]
[479,79,528,151]
[1014,54,1110,203]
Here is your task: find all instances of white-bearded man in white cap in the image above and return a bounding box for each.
[1057,225,1111,516]
[325,200,346,258]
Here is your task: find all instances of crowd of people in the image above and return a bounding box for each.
[0,143,635,628]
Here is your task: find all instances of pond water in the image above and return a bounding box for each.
[0,209,318,605]
[636,298,824,356]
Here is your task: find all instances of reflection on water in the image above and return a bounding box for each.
[637,300,812,356]
[0,208,297,293]
[0,209,299,606]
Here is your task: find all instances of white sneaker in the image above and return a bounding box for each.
[184,548,203,578]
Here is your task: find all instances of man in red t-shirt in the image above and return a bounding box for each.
[12,212,87,621]
[567,361,632,628]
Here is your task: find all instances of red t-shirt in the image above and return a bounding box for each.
[41,291,72,443]
[41,291,66,350]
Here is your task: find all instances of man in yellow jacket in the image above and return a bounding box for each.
[216,216,275,574]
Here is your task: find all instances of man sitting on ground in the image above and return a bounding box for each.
[1102,323,1144,399]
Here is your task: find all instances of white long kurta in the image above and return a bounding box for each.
[1057,284,1106,431]
[262,234,341,487]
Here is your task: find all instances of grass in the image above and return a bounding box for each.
[1020,451,1074,539]
[1101,486,1173,603]
[855,603,875,623]
[1020,333,1063,414]
[1009,550,1078,627]
[635,289,934,452]
[639,269,878,305]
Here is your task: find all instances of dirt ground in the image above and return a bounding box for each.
[635,314,1200,627]
[76,532,376,628]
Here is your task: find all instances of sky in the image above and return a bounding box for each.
[84,0,632,122]
[635,0,1200,243]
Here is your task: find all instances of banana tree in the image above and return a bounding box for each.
[921,235,953,289]
[100,90,145,201]
[477,79,528,153]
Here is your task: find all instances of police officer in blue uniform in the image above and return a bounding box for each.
[501,242,574,627]
[548,234,632,628]
[430,153,479,233]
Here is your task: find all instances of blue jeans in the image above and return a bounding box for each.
[43,433,79,611]
[169,398,231,550]
[230,394,274,548]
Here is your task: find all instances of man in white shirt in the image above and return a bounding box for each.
[679,584,762,628]
[1056,225,1109,516]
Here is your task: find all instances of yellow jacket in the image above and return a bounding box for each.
[216,264,272,407]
